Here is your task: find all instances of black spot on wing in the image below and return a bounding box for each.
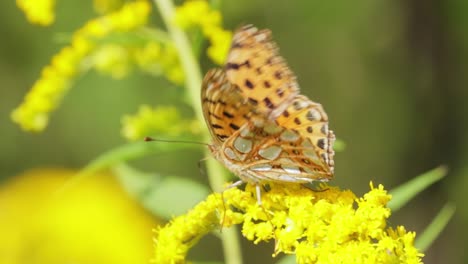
[226,63,239,70]
[245,79,254,89]
[317,139,325,150]
[274,71,282,79]
[223,111,234,118]
[276,88,284,97]
[263,97,275,109]
[248,97,258,106]
[229,123,240,130]
[217,134,229,140]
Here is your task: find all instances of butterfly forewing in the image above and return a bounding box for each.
[225,25,299,119]
[201,69,252,145]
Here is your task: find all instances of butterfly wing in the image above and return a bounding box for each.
[201,68,253,146]
[220,95,335,183]
[202,25,335,185]
[225,25,299,119]
[274,95,335,175]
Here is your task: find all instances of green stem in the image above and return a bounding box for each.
[153,0,242,263]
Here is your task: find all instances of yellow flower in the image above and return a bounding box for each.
[12,0,151,132]
[16,0,55,26]
[133,41,185,85]
[153,194,227,263]
[94,44,133,79]
[121,105,201,141]
[174,0,232,64]
[205,27,232,65]
[153,182,424,263]
[134,41,162,69]
[0,168,158,264]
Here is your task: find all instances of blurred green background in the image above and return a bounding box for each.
[0,0,466,263]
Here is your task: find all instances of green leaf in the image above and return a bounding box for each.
[415,203,456,252]
[388,166,447,211]
[113,163,210,219]
[276,255,296,264]
[80,139,201,176]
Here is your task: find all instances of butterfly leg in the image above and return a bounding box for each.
[256,184,262,205]
[226,180,244,189]
[219,180,244,230]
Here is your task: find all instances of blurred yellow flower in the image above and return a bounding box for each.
[94,44,133,79]
[153,182,424,263]
[16,0,55,26]
[11,0,151,132]
[133,41,185,85]
[0,168,158,264]
[174,0,232,64]
[121,105,201,141]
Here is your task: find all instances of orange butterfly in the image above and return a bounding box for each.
[201,25,335,203]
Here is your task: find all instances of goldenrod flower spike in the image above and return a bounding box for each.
[11,0,151,132]
[153,182,424,263]
[121,105,200,141]
[152,193,229,263]
[174,0,232,65]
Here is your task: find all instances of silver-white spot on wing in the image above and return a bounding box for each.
[258,145,282,160]
[234,137,253,153]
[280,130,300,142]
[250,163,273,171]
[224,147,238,160]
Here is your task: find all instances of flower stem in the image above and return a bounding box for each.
[153,0,242,263]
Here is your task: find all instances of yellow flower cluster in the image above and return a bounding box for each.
[153,194,224,263]
[91,35,184,84]
[11,0,151,132]
[121,105,200,141]
[93,44,132,79]
[174,0,232,65]
[16,0,55,26]
[133,41,185,84]
[153,182,424,263]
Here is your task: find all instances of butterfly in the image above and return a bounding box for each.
[201,25,335,204]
